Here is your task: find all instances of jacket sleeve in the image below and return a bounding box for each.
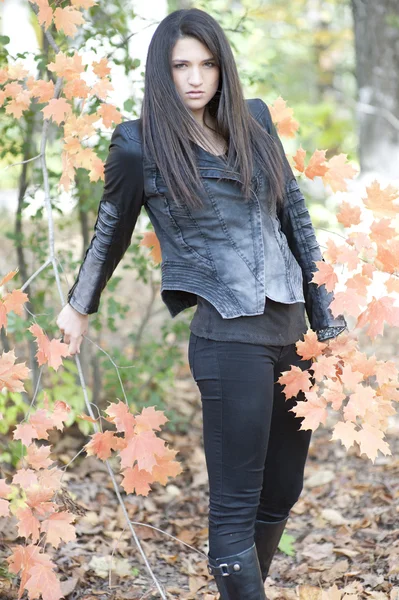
[66,123,145,315]
[255,98,347,340]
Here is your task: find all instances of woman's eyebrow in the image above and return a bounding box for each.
[171,57,215,62]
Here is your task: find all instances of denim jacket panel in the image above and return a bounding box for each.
[143,158,268,317]
[143,147,307,317]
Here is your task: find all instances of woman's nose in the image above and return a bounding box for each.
[188,69,203,85]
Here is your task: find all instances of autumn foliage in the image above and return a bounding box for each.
[1,1,399,599]
[1,269,182,599]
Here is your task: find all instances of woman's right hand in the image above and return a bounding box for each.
[56,303,89,356]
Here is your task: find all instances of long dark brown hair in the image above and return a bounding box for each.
[141,8,286,214]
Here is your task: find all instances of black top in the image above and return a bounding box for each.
[189,295,308,346]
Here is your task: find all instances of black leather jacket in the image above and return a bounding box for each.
[67,98,347,341]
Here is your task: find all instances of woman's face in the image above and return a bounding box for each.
[171,36,220,118]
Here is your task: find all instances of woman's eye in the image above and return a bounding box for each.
[173,62,216,68]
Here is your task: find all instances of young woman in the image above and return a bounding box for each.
[56,8,347,599]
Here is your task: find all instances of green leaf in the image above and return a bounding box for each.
[278,531,296,557]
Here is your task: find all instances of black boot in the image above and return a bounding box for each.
[254,516,289,583]
[207,542,266,599]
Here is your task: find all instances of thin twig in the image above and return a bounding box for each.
[20,257,52,291]
[1,153,43,171]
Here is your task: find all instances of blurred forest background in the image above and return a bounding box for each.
[0,1,398,598]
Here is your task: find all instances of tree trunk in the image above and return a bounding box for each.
[351,0,399,177]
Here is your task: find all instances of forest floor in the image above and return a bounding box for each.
[1,361,398,600]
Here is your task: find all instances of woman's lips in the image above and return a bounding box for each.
[187,91,204,97]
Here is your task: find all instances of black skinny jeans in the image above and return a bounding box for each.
[188,332,313,559]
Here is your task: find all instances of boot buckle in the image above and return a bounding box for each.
[207,561,241,576]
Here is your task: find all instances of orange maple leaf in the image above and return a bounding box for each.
[345,273,371,298]
[310,261,338,293]
[335,243,361,271]
[5,89,31,119]
[91,77,113,101]
[38,467,63,491]
[59,150,76,192]
[46,398,71,431]
[349,350,377,379]
[336,200,362,227]
[292,147,306,173]
[42,98,72,125]
[0,349,30,393]
[8,61,30,81]
[28,323,71,370]
[88,155,105,183]
[15,506,40,543]
[357,423,391,463]
[322,154,358,193]
[12,468,39,490]
[64,112,98,138]
[310,353,339,382]
[268,96,299,138]
[25,485,55,513]
[40,511,76,548]
[304,149,329,180]
[28,0,53,30]
[27,77,55,103]
[24,561,64,600]
[338,364,364,392]
[13,423,41,447]
[362,180,399,217]
[277,365,313,399]
[356,295,399,338]
[29,409,55,440]
[104,399,136,437]
[47,51,85,80]
[121,465,155,496]
[370,217,396,245]
[289,388,328,431]
[323,379,347,411]
[329,290,365,319]
[330,420,359,451]
[97,103,122,128]
[345,231,375,260]
[362,262,376,278]
[63,78,90,100]
[119,429,167,472]
[84,430,122,461]
[0,269,19,287]
[140,231,162,264]
[71,0,98,6]
[53,6,85,37]
[344,383,377,422]
[3,81,23,98]
[296,330,327,361]
[374,360,398,386]
[151,447,183,485]
[26,444,53,470]
[92,57,111,78]
[322,237,341,264]
[134,405,169,433]
[375,239,399,273]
